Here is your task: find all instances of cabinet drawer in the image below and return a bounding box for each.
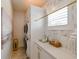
[37,46,56,59]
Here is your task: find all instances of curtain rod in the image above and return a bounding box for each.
[34,1,76,21]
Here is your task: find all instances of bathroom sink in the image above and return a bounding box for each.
[49,40,62,48]
[39,39,48,43]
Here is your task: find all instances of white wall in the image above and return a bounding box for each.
[1,0,13,18]
[1,0,13,59]
[30,5,46,59]
[1,35,12,59]
[46,0,76,14]
[13,11,26,48]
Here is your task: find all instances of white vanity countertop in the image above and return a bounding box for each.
[35,40,76,59]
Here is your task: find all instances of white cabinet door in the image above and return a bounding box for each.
[38,47,56,59]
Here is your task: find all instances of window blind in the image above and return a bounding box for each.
[48,7,68,26]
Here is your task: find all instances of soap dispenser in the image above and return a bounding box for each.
[44,32,48,42]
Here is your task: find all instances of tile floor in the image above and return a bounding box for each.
[11,48,27,59]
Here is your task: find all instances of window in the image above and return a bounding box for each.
[48,7,68,26]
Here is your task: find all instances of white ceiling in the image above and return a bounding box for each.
[12,0,30,11]
[12,0,49,11]
[30,0,46,7]
[12,0,67,11]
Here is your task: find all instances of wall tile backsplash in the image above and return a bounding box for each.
[47,29,77,55]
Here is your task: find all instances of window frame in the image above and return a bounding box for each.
[47,4,75,30]
[48,7,68,26]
